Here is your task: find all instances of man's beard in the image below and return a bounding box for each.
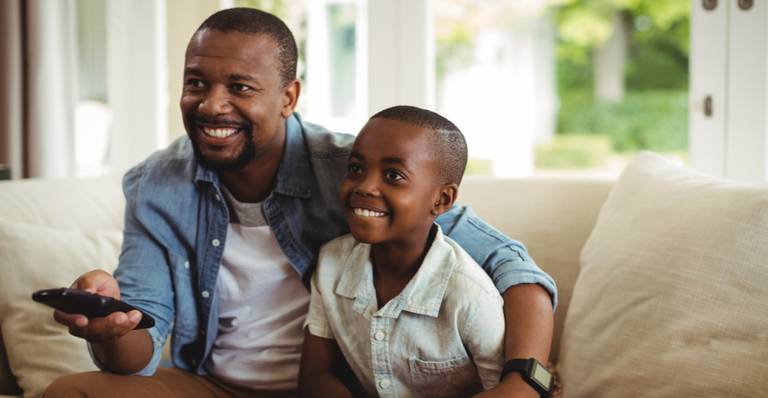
[187,114,257,174]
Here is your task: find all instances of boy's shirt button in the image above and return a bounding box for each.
[374,331,386,341]
[379,380,390,389]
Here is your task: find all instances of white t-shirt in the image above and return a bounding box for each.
[204,189,310,391]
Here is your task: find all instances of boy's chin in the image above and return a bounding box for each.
[349,230,383,245]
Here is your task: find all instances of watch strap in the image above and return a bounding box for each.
[499,358,552,398]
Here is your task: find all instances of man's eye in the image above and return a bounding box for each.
[385,171,403,180]
[348,164,362,174]
[233,84,251,92]
[186,79,204,88]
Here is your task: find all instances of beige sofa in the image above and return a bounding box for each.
[0,151,766,398]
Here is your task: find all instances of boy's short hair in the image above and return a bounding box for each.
[197,8,298,88]
[370,105,468,186]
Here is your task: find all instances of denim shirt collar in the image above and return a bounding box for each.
[335,225,456,319]
[192,113,311,199]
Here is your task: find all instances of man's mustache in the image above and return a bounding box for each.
[187,114,250,130]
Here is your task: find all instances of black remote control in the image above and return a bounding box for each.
[32,288,155,329]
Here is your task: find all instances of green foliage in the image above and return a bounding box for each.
[535,134,612,169]
[464,158,494,176]
[436,23,474,81]
[557,90,688,152]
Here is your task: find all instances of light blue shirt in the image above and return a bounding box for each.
[306,226,505,398]
[90,113,556,377]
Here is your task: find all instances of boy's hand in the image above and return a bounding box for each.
[52,270,141,344]
[473,372,539,398]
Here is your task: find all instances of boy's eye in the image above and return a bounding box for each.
[348,164,363,174]
[385,171,404,180]
[233,83,251,92]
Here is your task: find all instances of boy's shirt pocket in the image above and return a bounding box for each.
[408,355,483,398]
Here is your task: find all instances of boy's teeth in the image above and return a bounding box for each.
[203,126,238,138]
[354,208,384,217]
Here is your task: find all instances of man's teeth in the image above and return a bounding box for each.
[354,208,385,217]
[203,126,238,138]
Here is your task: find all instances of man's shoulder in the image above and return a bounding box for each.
[299,117,356,158]
[122,136,197,195]
[126,136,194,177]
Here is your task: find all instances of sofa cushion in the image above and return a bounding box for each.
[0,219,121,397]
[558,151,768,397]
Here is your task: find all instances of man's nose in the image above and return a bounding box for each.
[199,85,233,116]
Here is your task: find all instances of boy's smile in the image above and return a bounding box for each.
[339,118,443,247]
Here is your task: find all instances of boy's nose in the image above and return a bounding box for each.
[354,180,378,196]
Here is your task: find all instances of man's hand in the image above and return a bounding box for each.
[52,270,153,374]
[53,270,142,344]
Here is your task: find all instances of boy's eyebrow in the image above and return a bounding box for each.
[381,156,412,172]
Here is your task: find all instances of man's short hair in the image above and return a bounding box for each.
[197,8,298,88]
[370,105,468,186]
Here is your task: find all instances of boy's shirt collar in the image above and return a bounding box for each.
[335,224,456,319]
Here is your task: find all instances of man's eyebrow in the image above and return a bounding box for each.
[184,67,204,76]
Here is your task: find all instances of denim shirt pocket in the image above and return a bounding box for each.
[408,355,483,398]
[167,250,199,339]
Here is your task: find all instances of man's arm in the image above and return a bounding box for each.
[437,204,556,397]
[54,167,176,375]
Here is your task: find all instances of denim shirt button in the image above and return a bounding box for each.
[184,261,190,269]
[212,239,220,247]
[201,291,210,298]
[374,331,386,341]
[215,194,221,202]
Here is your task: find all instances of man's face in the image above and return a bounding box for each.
[181,29,289,173]
[339,118,442,246]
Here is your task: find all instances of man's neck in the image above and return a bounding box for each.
[219,121,287,204]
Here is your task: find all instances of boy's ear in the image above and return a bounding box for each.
[431,183,458,216]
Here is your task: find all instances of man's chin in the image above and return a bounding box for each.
[191,140,257,174]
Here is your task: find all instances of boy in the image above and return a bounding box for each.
[298,106,506,397]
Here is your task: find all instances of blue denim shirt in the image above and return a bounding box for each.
[93,113,557,376]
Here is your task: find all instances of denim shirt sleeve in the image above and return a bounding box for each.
[87,165,175,376]
[436,204,558,310]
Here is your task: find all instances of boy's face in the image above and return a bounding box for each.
[339,118,443,246]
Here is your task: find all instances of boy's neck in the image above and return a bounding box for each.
[370,225,438,309]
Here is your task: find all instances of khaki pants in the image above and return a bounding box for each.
[44,367,297,398]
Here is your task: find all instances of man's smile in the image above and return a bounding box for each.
[203,126,240,138]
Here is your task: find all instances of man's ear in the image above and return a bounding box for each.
[432,183,458,216]
[280,78,301,119]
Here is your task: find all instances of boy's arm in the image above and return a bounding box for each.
[298,330,355,398]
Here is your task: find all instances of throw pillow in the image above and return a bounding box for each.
[0,219,121,397]
[558,151,768,397]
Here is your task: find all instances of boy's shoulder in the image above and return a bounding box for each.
[442,235,500,298]
[316,234,364,276]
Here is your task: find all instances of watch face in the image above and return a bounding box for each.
[531,361,553,391]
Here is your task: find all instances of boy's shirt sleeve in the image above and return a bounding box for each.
[463,290,506,390]
[436,204,558,310]
[304,254,336,340]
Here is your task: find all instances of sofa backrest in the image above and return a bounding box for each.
[459,176,614,364]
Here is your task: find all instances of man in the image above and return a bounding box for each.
[46,8,556,398]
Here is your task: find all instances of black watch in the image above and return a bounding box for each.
[498,358,553,397]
